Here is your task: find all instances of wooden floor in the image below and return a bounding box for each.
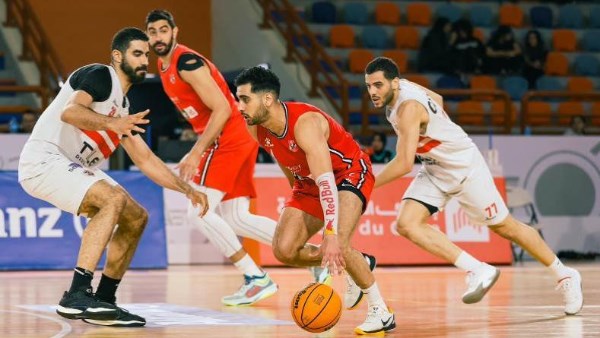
[1,262,599,337]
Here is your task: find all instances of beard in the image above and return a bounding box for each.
[381,88,395,107]
[152,38,174,56]
[121,59,147,84]
[248,106,269,126]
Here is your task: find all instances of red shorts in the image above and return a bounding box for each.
[285,156,374,221]
[193,140,258,200]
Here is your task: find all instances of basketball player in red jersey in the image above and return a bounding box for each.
[145,10,329,306]
[235,66,395,335]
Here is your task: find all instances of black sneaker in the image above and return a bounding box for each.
[56,288,120,320]
[82,303,146,327]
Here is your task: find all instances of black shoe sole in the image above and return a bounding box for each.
[56,307,119,321]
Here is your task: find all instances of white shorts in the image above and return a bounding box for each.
[19,151,117,215]
[403,163,509,226]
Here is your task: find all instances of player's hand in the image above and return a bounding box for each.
[320,235,345,275]
[176,151,202,182]
[186,187,209,216]
[108,109,150,137]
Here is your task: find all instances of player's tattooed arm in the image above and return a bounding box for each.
[61,91,149,137]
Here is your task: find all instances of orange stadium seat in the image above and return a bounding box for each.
[553,30,578,52]
[406,3,431,26]
[382,50,408,73]
[375,2,401,25]
[558,101,585,125]
[545,52,569,75]
[470,75,497,100]
[526,101,553,126]
[329,25,355,48]
[499,4,524,27]
[567,77,594,92]
[405,74,430,88]
[592,102,600,125]
[348,49,375,73]
[394,26,420,49]
[474,28,485,43]
[490,100,516,126]
[456,100,485,125]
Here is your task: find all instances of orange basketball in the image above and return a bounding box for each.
[290,282,342,333]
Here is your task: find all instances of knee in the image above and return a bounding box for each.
[395,215,420,238]
[105,188,128,211]
[489,217,518,240]
[273,243,297,264]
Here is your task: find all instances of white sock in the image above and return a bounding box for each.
[234,254,263,277]
[362,282,387,309]
[548,256,571,281]
[454,251,483,272]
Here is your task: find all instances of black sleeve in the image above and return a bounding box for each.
[177,53,205,72]
[68,64,112,102]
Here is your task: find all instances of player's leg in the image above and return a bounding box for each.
[399,171,499,304]
[463,166,583,315]
[81,184,148,327]
[192,144,277,306]
[19,160,126,321]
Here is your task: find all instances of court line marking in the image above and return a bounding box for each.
[0,310,72,338]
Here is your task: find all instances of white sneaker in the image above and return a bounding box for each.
[354,305,395,335]
[556,267,583,315]
[462,264,500,304]
[221,273,278,306]
[310,266,332,285]
[345,253,376,310]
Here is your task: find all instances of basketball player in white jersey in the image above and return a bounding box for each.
[364,57,583,315]
[18,28,208,327]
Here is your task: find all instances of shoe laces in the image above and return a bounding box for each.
[364,306,383,323]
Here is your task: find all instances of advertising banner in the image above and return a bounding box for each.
[0,171,167,270]
[252,176,513,266]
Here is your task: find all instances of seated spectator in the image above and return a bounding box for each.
[522,30,547,89]
[484,25,523,75]
[369,132,394,163]
[450,19,485,75]
[20,111,38,133]
[418,17,453,74]
[564,115,587,135]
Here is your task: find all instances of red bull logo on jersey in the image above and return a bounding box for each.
[444,199,490,242]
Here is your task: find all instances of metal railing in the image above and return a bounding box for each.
[256,0,350,126]
[5,0,67,100]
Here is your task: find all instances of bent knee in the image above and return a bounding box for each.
[395,216,421,237]
[273,245,297,264]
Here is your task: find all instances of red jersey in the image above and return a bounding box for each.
[256,102,368,182]
[158,44,250,148]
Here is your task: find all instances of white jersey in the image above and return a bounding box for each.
[386,79,479,191]
[19,64,129,181]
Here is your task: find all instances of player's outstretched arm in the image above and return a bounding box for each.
[176,63,231,181]
[121,134,208,216]
[375,100,423,188]
[61,91,150,137]
[295,112,345,275]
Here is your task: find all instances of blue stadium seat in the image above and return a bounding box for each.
[536,76,563,91]
[590,6,600,28]
[470,5,494,27]
[574,55,600,76]
[311,1,336,23]
[436,75,465,89]
[343,2,368,25]
[530,6,553,28]
[582,31,600,52]
[436,3,462,22]
[361,26,388,49]
[501,76,529,100]
[558,4,584,28]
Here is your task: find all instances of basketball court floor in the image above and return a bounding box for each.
[1,262,599,337]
